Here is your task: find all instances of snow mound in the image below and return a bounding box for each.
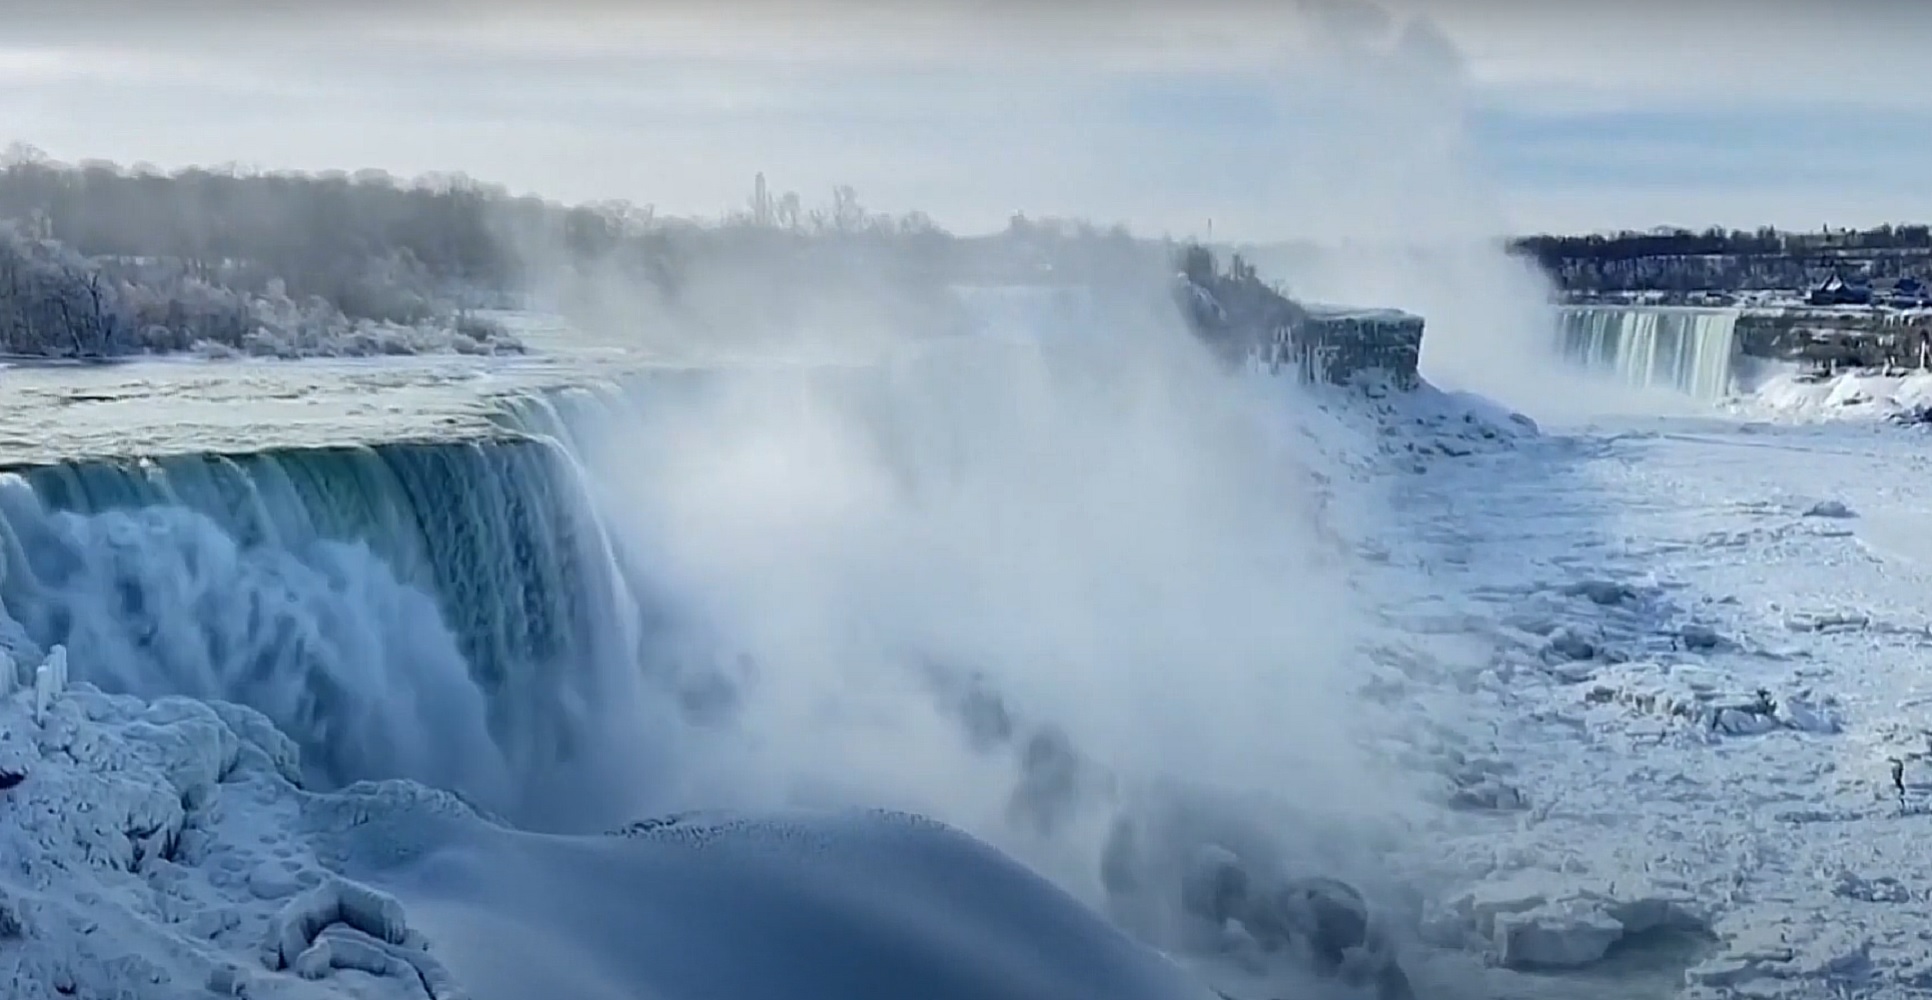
[1348,376,1539,463]
[1282,374,1538,490]
[0,650,1222,1000]
[1735,369,1932,424]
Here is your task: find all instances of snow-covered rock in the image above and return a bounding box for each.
[1097,784,1414,999]
[1283,373,1537,487]
[1562,579,1640,607]
[1677,622,1729,652]
[1802,499,1856,519]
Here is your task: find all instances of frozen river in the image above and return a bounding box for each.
[1360,409,1932,998]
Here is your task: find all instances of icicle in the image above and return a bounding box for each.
[33,644,67,723]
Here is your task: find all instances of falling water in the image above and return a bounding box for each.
[1556,306,1742,399]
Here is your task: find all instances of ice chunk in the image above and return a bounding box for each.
[1433,877,1707,971]
[1563,579,1639,606]
[1494,901,1626,968]
[1714,707,1781,735]
[1774,697,1842,734]
[1678,622,1727,652]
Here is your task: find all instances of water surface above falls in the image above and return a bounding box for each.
[0,347,634,466]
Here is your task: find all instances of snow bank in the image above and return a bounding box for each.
[0,649,1222,1000]
[1735,368,1932,423]
[1278,371,1538,492]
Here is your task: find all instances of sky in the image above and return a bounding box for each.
[2,0,1927,241]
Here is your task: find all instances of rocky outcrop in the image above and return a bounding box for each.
[1173,246,1424,389]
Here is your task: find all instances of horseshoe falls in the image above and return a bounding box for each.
[1555,305,1742,399]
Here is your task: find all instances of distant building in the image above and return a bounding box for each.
[1808,274,1873,306]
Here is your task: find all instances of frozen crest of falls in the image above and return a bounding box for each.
[1556,306,1741,399]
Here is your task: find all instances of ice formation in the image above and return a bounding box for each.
[0,653,1244,1000]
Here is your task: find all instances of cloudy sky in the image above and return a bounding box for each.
[2,0,1924,240]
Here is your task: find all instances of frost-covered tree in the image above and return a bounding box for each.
[0,224,521,360]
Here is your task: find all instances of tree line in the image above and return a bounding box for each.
[0,144,1323,359]
[1511,224,1932,265]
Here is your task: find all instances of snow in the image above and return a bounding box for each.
[1302,303,1423,324]
[1736,368,1932,423]
[0,651,1222,1000]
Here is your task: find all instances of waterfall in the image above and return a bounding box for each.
[1556,306,1741,399]
[0,417,669,824]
